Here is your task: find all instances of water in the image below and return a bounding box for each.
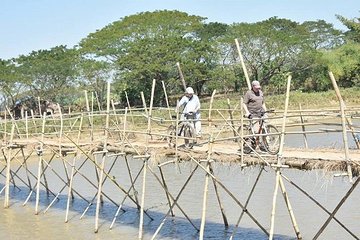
[0,155,359,240]
[1,120,359,239]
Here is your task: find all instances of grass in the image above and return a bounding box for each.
[201,87,360,111]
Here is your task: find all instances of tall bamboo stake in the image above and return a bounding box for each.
[298,104,308,148]
[227,98,237,139]
[125,91,135,125]
[329,71,353,182]
[161,81,172,120]
[146,79,156,143]
[199,90,216,240]
[138,158,148,240]
[94,81,111,233]
[158,166,174,216]
[313,176,360,239]
[279,176,302,239]
[4,124,15,208]
[35,112,46,214]
[235,38,251,90]
[3,109,7,142]
[176,62,187,91]
[25,111,29,139]
[269,75,293,240]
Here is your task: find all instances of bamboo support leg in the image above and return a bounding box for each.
[65,155,77,223]
[80,156,119,219]
[109,164,144,229]
[150,164,200,240]
[35,153,43,214]
[125,155,140,207]
[230,167,264,240]
[94,153,107,233]
[199,161,210,240]
[281,173,358,239]
[158,166,174,217]
[269,169,280,240]
[209,163,228,227]
[138,159,148,240]
[279,176,302,239]
[313,176,360,240]
[189,155,268,235]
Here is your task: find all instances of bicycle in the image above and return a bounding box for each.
[167,112,197,149]
[238,111,280,155]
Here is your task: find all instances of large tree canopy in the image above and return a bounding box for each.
[16,45,79,103]
[79,10,220,104]
[1,10,358,110]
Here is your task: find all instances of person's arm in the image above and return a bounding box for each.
[243,92,251,118]
[194,95,200,113]
[176,96,186,112]
[243,103,251,118]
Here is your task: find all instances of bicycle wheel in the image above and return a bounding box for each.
[183,124,195,149]
[261,124,280,154]
[237,125,255,154]
[167,125,176,148]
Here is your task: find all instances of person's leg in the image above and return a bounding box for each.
[195,120,201,136]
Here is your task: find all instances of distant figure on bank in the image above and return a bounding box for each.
[177,87,201,137]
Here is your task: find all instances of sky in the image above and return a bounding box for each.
[1,0,359,60]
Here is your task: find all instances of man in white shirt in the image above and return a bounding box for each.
[177,87,201,136]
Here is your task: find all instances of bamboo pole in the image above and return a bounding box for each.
[146,79,156,142]
[94,81,111,233]
[313,176,360,239]
[188,155,269,235]
[3,109,7,142]
[298,104,308,149]
[329,71,353,182]
[138,158,148,240]
[4,124,15,208]
[37,97,41,117]
[125,91,135,125]
[279,176,302,239]
[65,119,81,223]
[269,75,293,240]
[240,97,244,166]
[25,111,29,139]
[235,38,251,90]
[227,98,237,139]
[109,163,144,229]
[230,167,264,240]
[158,166,174,217]
[150,164,200,240]
[161,81,172,120]
[209,164,228,227]
[176,62,187,91]
[35,112,46,214]
[281,173,359,239]
[140,91,148,116]
[199,90,216,240]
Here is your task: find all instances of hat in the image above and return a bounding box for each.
[185,87,194,94]
[251,80,261,89]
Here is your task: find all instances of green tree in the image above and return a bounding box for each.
[79,10,221,105]
[0,59,27,106]
[15,46,79,103]
[336,14,360,42]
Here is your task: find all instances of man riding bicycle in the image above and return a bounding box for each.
[177,87,201,137]
[243,80,267,120]
[242,80,268,151]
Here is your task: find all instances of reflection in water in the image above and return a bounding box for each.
[0,157,359,239]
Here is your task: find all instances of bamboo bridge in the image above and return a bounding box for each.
[1,78,359,239]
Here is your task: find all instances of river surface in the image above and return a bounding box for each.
[0,122,359,239]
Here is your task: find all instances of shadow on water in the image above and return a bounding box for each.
[0,183,295,240]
